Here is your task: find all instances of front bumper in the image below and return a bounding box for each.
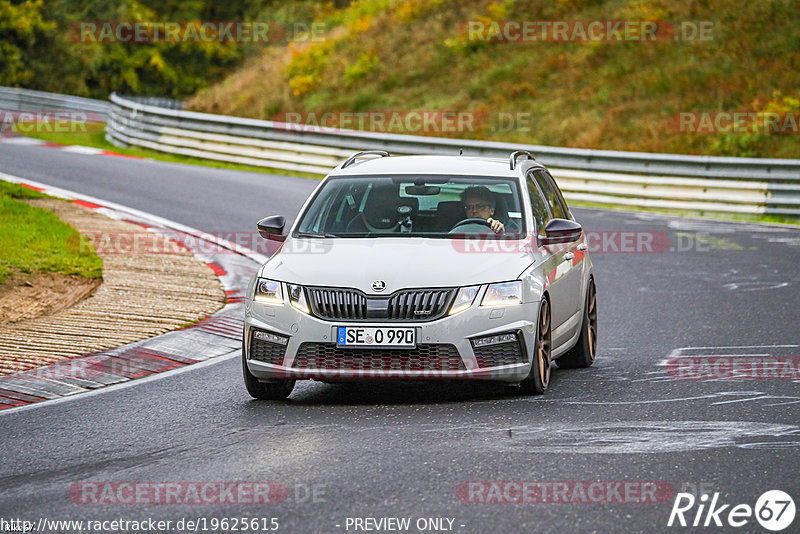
[244,292,539,383]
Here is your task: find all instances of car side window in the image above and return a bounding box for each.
[533,170,567,220]
[542,171,571,220]
[526,172,550,236]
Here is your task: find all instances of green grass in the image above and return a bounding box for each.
[0,180,48,200]
[19,127,322,180]
[0,181,103,284]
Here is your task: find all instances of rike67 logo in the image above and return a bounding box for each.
[668,490,795,531]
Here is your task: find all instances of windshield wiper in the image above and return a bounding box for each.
[294,231,338,238]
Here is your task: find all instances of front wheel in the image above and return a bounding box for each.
[242,343,295,400]
[506,298,551,396]
[556,277,597,369]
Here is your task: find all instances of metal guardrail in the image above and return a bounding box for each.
[0,87,109,118]
[106,93,800,217]
[2,87,798,217]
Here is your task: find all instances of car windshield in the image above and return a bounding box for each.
[293,174,526,238]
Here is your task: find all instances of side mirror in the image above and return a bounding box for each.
[540,218,582,246]
[257,215,286,239]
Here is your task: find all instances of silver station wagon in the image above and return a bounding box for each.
[243,151,597,399]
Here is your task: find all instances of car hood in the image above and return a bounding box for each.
[260,237,536,292]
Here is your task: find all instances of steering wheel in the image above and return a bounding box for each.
[450,218,494,231]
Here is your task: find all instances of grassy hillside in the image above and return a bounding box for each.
[188,0,800,158]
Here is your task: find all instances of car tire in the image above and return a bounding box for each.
[556,277,597,369]
[242,343,295,400]
[506,298,551,396]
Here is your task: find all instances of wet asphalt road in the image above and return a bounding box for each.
[1,142,799,534]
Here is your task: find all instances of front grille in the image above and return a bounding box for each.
[473,334,525,368]
[306,286,455,322]
[307,287,367,320]
[387,289,454,320]
[249,336,287,365]
[292,343,465,371]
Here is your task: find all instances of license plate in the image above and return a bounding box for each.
[336,327,416,348]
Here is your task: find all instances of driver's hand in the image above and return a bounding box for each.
[487,218,504,233]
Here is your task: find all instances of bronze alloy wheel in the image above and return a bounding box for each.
[555,277,597,369]
[586,279,597,360]
[537,298,552,387]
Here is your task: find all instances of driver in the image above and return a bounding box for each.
[461,186,504,233]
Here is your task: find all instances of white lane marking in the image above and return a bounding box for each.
[667,219,799,233]
[671,344,799,352]
[60,145,105,155]
[710,395,800,406]
[723,281,789,291]
[415,420,800,454]
[658,344,800,366]
[769,237,800,246]
[0,172,269,264]
[0,350,239,417]
[555,392,768,406]
[737,442,800,449]
[0,136,45,145]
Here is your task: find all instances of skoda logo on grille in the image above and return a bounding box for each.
[371,280,387,292]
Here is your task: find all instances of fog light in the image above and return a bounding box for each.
[253,330,288,345]
[471,333,517,348]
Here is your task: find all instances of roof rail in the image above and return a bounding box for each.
[509,150,535,170]
[342,150,390,169]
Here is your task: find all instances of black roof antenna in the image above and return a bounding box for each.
[459,148,463,155]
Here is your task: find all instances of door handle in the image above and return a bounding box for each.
[577,243,587,251]
[564,252,575,261]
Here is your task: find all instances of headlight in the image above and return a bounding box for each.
[449,285,480,315]
[481,281,523,306]
[286,283,310,314]
[254,278,283,305]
